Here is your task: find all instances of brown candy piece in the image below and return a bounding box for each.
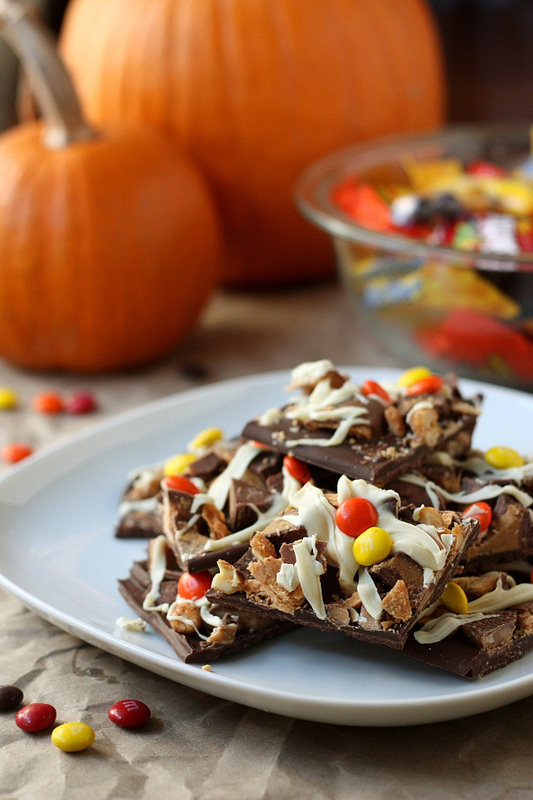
[0,684,23,711]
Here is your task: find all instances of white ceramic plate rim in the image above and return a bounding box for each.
[2,367,533,727]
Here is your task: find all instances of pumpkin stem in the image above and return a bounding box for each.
[0,0,97,148]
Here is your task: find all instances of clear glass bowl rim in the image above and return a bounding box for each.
[294,123,533,272]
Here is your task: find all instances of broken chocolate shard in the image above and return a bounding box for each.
[242,417,427,484]
[401,611,533,679]
[118,560,294,664]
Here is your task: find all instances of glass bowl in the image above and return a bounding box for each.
[295,124,533,391]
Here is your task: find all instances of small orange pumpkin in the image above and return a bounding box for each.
[59,0,445,287]
[0,3,220,373]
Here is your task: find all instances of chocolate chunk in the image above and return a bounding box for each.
[248,450,284,481]
[228,479,274,531]
[462,610,516,650]
[369,552,425,604]
[187,451,228,482]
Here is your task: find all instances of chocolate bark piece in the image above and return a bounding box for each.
[403,575,533,678]
[401,608,533,679]
[209,479,479,651]
[118,560,294,664]
[242,367,481,484]
[242,417,426,484]
[115,505,164,539]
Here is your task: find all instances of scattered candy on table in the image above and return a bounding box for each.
[0,684,23,712]
[1,442,34,464]
[0,387,100,467]
[15,702,57,732]
[108,699,151,729]
[51,722,95,752]
[0,386,18,410]
[31,391,64,414]
[64,390,98,415]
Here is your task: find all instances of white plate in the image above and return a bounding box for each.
[2,368,533,727]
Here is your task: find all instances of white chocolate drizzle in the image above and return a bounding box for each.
[414,577,533,644]
[397,472,533,509]
[118,494,160,520]
[143,535,170,612]
[278,477,455,621]
[203,461,304,552]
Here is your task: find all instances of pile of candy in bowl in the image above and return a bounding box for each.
[296,125,533,390]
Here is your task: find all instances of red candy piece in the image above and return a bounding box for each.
[335,497,378,538]
[1,442,34,464]
[406,375,444,396]
[463,501,492,533]
[361,379,390,404]
[177,570,213,600]
[65,390,98,415]
[283,455,311,484]
[31,391,64,414]
[108,699,151,729]
[165,474,199,494]
[332,180,392,231]
[15,703,57,732]
[466,160,508,178]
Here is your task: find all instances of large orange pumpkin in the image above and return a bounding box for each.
[59,0,445,287]
[0,4,220,373]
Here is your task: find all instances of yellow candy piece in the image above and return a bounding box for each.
[189,426,224,451]
[440,582,468,615]
[51,722,95,752]
[485,446,525,470]
[397,366,431,388]
[403,156,462,192]
[163,453,196,477]
[0,387,18,410]
[352,526,392,566]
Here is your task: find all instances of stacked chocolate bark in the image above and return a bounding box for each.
[117,360,533,678]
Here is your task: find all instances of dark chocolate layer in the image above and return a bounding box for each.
[118,560,294,663]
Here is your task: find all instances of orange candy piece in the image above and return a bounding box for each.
[164,475,199,494]
[283,455,311,484]
[405,375,444,396]
[1,442,34,463]
[31,391,64,414]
